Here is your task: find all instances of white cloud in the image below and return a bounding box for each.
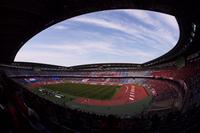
[52,25,68,30]
[16,39,156,66]
[157,14,179,31]
[72,17,134,34]
[15,9,180,66]
[123,9,160,26]
[72,10,179,45]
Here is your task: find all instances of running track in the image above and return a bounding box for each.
[73,84,148,106]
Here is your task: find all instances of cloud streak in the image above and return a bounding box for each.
[15,9,179,66]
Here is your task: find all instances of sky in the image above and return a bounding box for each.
[14,9,179,67]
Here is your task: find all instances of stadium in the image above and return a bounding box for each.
[0,0,200,133]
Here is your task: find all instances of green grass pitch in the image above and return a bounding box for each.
[34,82,120,100]
[31,82,152,116]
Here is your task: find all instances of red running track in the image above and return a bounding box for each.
[73,84,148,106]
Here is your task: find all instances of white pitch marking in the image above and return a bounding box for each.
[129,97,134,100]
[125,86,129,93]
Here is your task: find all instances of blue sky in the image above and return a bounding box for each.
[15,9,179,67]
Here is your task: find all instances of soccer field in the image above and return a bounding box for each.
[34,82,120,100]
[31,82,152,116]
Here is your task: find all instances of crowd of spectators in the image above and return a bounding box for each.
[0,59,200,132]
